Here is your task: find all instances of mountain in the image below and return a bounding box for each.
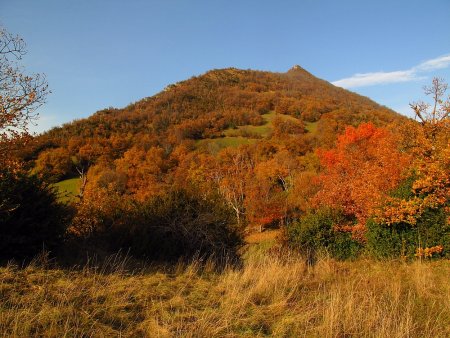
[26,66,405,186]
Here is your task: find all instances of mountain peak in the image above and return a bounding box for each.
[286,65,315,79]
[290,65,303,71]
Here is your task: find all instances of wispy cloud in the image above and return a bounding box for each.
[332,54,450,89]
[414,55,450,71]
[332,70,416,88]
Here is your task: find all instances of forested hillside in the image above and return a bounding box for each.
[26,66,402,196]
[5,64,449,263]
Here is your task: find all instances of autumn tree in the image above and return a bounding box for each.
[212,146,254,226]
[115,146,166,201]
[0,27,69,260]
[410,77,449,128]
[286,152,321,214]
[246,160,287,232]
[378,78,449,228]
[34,147,72,182]
[314,122,410,241]
[0,27,49,162]
[1,26,50,214]
[271,115,306,138]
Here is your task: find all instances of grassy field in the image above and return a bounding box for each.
[196,136,257,153]
[223,124,271,138]
[198,112,307,153]
[305,121,318,134]
[223,112,276,138]
[1,251,449,337]
[223,111,301,138]
[53,178,80,203]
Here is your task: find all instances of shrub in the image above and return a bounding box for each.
[287,208,362,260]
[367,174,450,259]
[70,190,243,262]
[0,169,71,261]
[367,208,450,259]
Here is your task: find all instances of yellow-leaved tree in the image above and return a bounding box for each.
[378,78,449,227]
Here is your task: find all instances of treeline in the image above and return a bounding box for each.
[3,113,448,263]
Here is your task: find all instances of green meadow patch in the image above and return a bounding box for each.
[196,136,257,153]
[224,111,302,138]
[305,121,318,134]
[53,177,80,203]
[198,112,311,153]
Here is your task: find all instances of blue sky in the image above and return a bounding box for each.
[2,0,450,133]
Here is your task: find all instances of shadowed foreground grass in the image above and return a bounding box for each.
[1,254,449,337]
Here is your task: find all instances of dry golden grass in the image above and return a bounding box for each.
[1,253,449,337]
[245,229,281,244]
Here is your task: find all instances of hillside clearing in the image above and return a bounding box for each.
[197,112,309,153]
[53,178,80,203]
[223,111,302,138]
[305,121,318,134]
[196,136,257,153]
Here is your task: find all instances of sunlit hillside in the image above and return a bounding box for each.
[27,66,403,181]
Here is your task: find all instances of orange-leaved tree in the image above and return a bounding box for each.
[0,27,49,163]
[245,155,289,232]
[114,145,167,201]
[378,78,449,227]
[314,122,410,241]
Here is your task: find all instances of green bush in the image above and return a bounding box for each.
[366,174,449,259]
[366,208,450,259]
[287,208,362,260]
[0,169,71,261]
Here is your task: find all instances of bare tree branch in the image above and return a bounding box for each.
[0,26,50,158]
[411,77,449,126]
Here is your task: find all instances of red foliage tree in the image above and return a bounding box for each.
[314,122,410,240]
